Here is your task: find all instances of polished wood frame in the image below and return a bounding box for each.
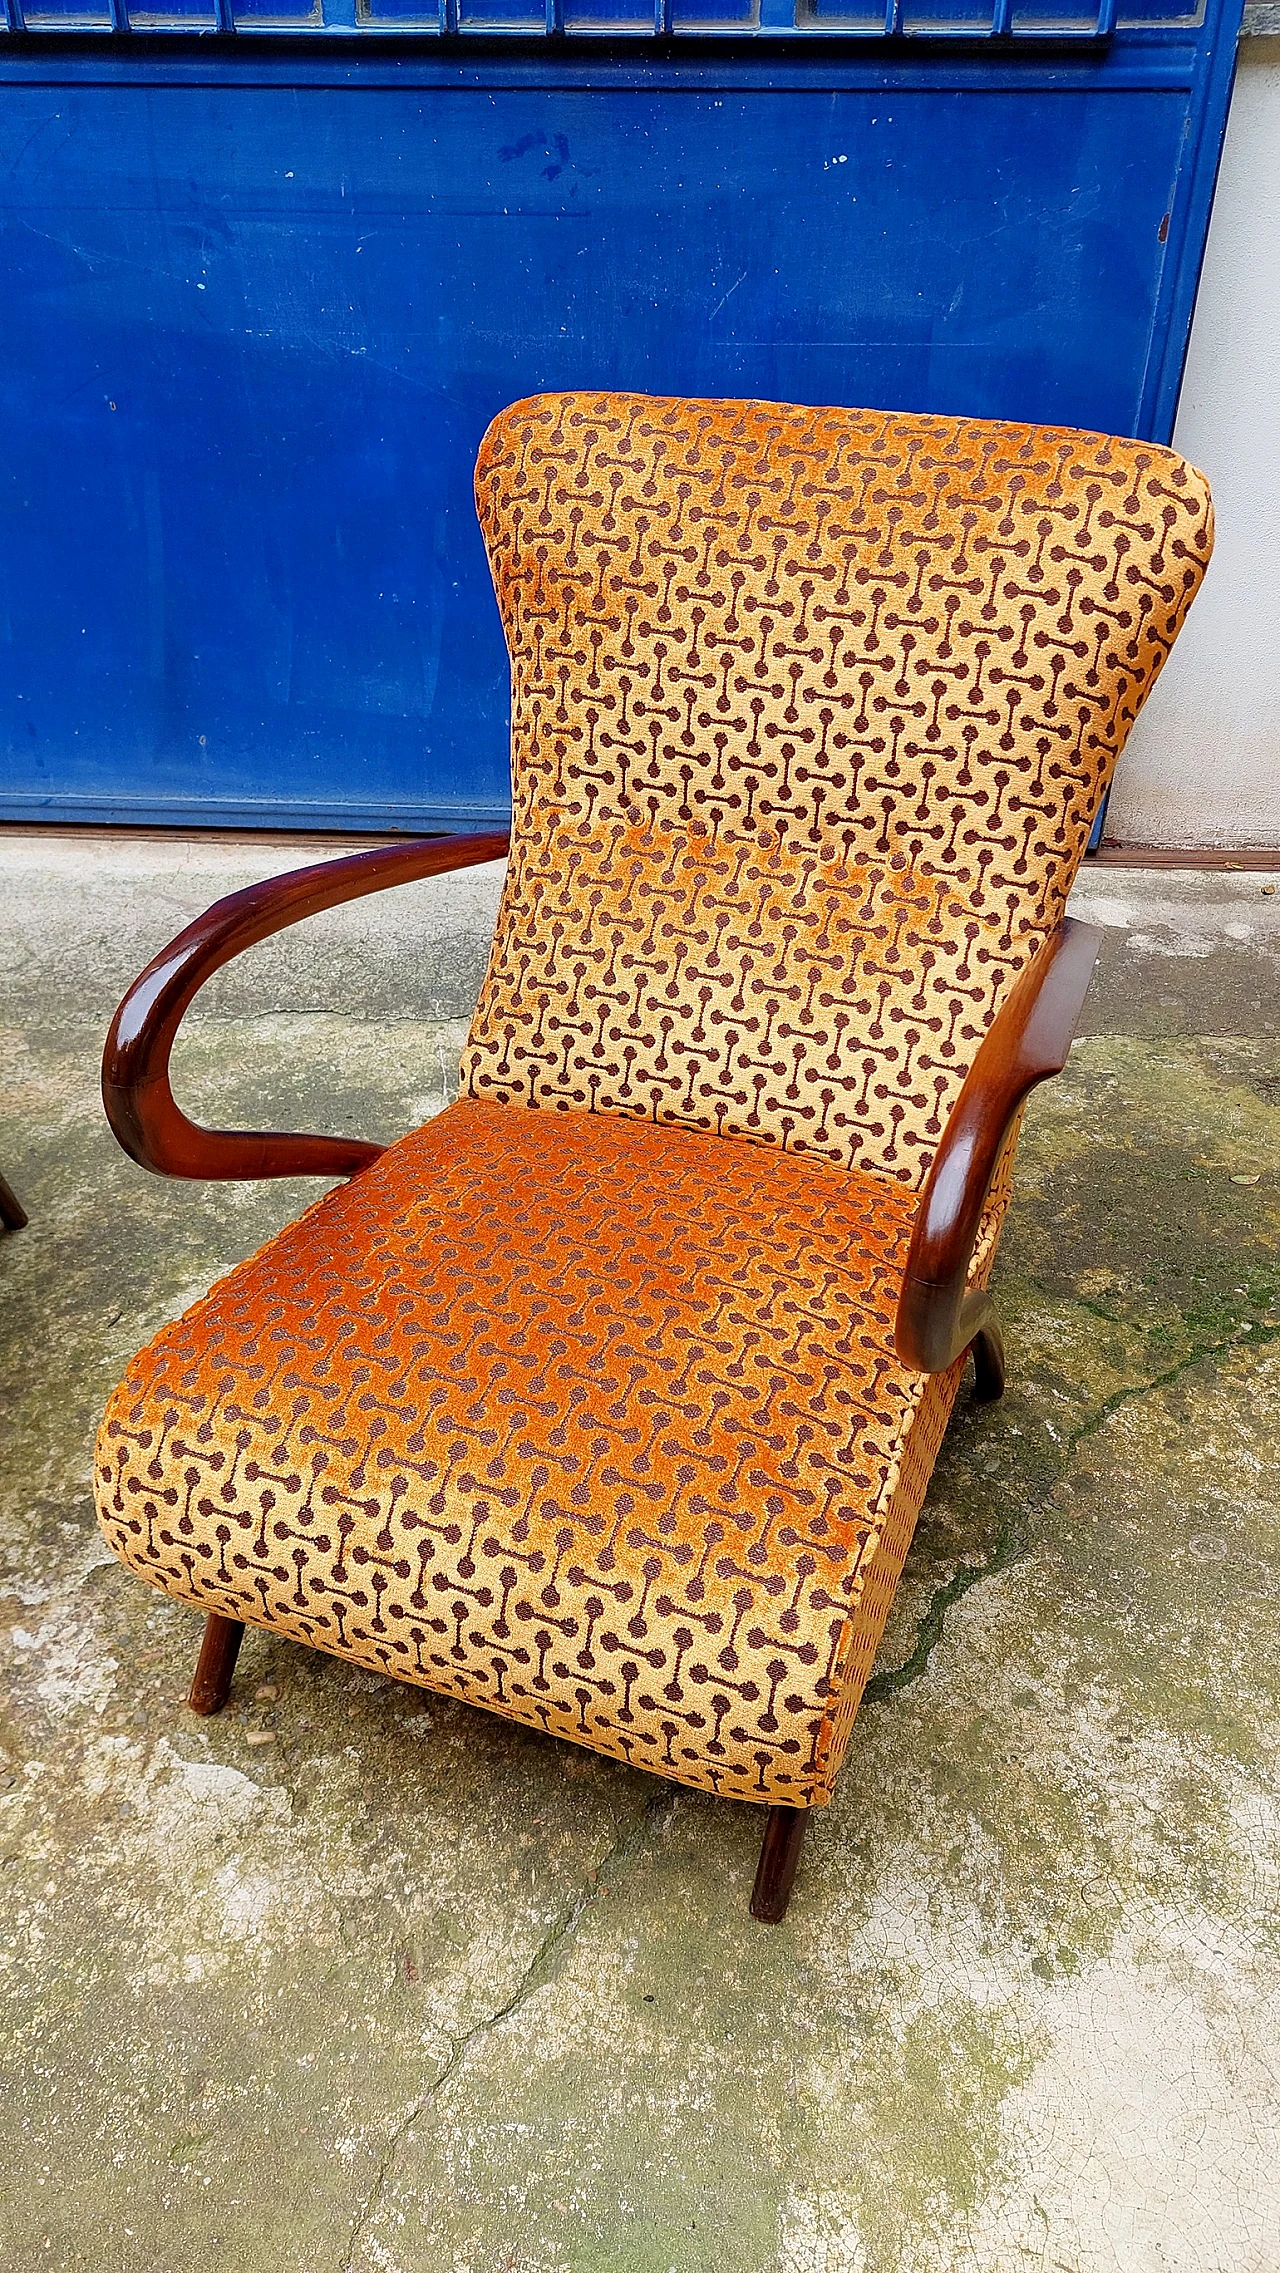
[102,842,1101,1922]
[188,1612,244,1716]
[894,917,1101,1371]
[102,831,510,1182]
[750,1806,809,1923]
[0,1173,27,1231]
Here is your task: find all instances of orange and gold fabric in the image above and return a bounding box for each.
[463,394,1212,1181]
[95,394,1213,1807]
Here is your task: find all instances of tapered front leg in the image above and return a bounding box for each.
[971,1318,1006,1402]
[188,1613,245,1715]
[0,1173,27,1231]
[750,1804,809,1923]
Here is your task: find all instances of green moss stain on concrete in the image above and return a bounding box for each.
[4,868,1280,2271]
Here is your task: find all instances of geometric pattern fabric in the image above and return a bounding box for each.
[101,1100,937,1805]
[95,396,1214,1807]
[464,818,1028,1185]
[464,393,1213,1180]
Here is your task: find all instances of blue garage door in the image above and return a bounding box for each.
[0,0,1244,830]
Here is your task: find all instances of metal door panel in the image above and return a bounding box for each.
[0,23,1243,828]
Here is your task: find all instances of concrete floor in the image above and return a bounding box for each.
[2,834,1280,2273]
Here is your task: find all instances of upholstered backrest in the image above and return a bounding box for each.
[461,392,1211,1186]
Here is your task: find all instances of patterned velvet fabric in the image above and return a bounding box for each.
[95,394,1213,1808]
[101,1103,942,1804]
[464,823,1032,1186]
[463,394,1213,1183]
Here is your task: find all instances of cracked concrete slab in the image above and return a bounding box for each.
[2,835,1279,2273]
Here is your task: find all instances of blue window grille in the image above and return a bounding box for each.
[0,0,1211,39]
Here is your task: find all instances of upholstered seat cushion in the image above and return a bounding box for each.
[95,1097,964,1807]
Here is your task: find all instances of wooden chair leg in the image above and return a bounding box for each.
[971,1317,1006,1402]
[0,1173,28,1231]
[750,1804,809,1923]
[188,1613,245,1715]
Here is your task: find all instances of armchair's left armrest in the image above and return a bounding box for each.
[894,917,1103,1373]
[103,830,510,1183]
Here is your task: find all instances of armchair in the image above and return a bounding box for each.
[94,393,1211,1920]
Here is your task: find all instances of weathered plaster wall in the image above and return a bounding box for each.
[1109,38,1280,847]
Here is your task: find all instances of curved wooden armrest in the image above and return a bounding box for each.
[102,831,510,1182]
[894,917,1103,1373]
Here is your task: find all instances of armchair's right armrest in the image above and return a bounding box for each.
[894,916,1103,1374]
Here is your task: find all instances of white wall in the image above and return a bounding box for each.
[1108,40,1280,848]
